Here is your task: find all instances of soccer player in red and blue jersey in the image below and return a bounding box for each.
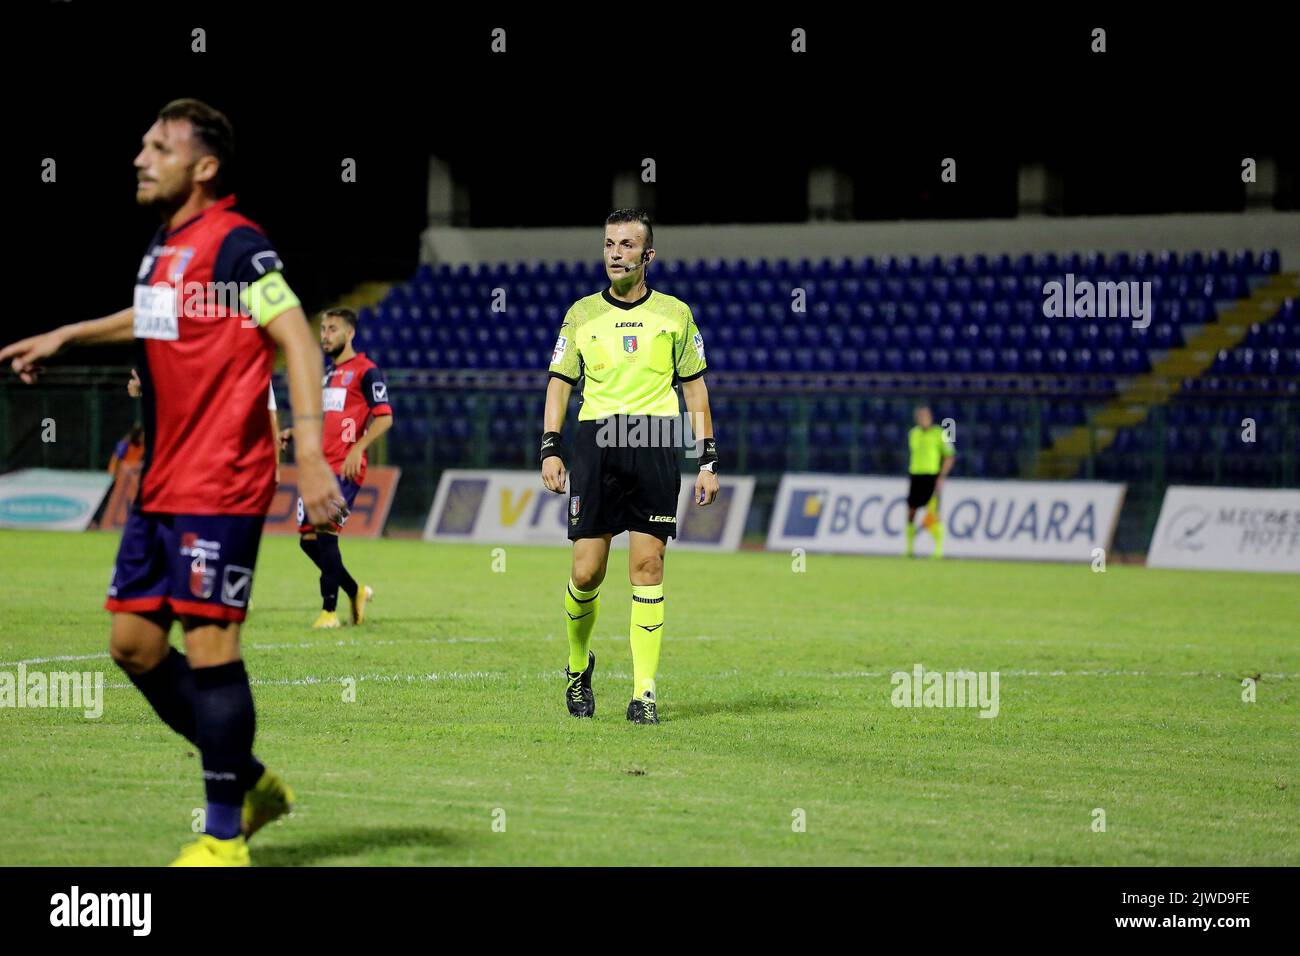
[281,308,392,628]
[0,99,344,867]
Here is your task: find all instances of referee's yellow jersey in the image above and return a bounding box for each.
[547,288,707,420]
[908,425,954,475]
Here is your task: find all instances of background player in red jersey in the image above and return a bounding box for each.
[0,98,343,867]
[280,307,392,628]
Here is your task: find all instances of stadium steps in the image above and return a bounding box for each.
[1032,271,1299,479]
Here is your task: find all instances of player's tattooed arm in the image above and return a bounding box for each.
[0,307,134,384]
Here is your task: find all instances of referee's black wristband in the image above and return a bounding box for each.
[540,431,564,464]
[698,437,719,474]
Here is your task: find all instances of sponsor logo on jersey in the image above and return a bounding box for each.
[693,332,705,359]
[552,335,568,364]
[132,285,180,341]
[649,515,675,523]
[615,321,643,328]
[322,387,347,412]
[371,381,388,404]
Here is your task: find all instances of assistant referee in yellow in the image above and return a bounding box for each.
[540,209,718,724]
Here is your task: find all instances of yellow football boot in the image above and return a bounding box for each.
[169,834,250,867]
[349,585,374,626]
[242,768,295,840]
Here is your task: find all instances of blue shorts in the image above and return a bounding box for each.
[297,476,361,534]
[105,510,264,623]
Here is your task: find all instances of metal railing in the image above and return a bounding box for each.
[2,366,1296,553]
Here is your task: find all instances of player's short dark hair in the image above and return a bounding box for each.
[157,98,235,196]
[605,208,654,252]
[321,307,358,329]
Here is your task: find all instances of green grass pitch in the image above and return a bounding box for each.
[0,528,1295,866]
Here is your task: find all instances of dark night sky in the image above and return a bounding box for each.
[13,5,1289,348]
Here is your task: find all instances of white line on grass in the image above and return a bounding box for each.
[7,650,1295,684]
[90,667,1297,691]
[0,652,111,666]
[0,634,721,667]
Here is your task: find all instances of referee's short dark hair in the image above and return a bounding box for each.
[605,208,654,251]
[157,98,235,196]
[321,307,359,329]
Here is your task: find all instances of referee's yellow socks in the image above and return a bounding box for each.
[629,584,664,699]
[564,579,600,673]
[927,498,945,559]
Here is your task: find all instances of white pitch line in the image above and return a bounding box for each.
[101,671,532,691]
[7,646,1296,683]
[245,636,504,651]
[0,634,724,667]
[0,652,112,667]
[88,668,1297,691]
[778,669,1297,679]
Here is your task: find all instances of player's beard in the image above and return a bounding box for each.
[136,183,190,222]
[136,163,198,214]
[326,343,346,359]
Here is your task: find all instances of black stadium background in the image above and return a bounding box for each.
[14,5,1293,352]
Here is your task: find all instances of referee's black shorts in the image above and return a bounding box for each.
[567,417,682,541]
[907,473,939,509]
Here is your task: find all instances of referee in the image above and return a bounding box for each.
[905,405,955,559]
[540,209,718,724]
